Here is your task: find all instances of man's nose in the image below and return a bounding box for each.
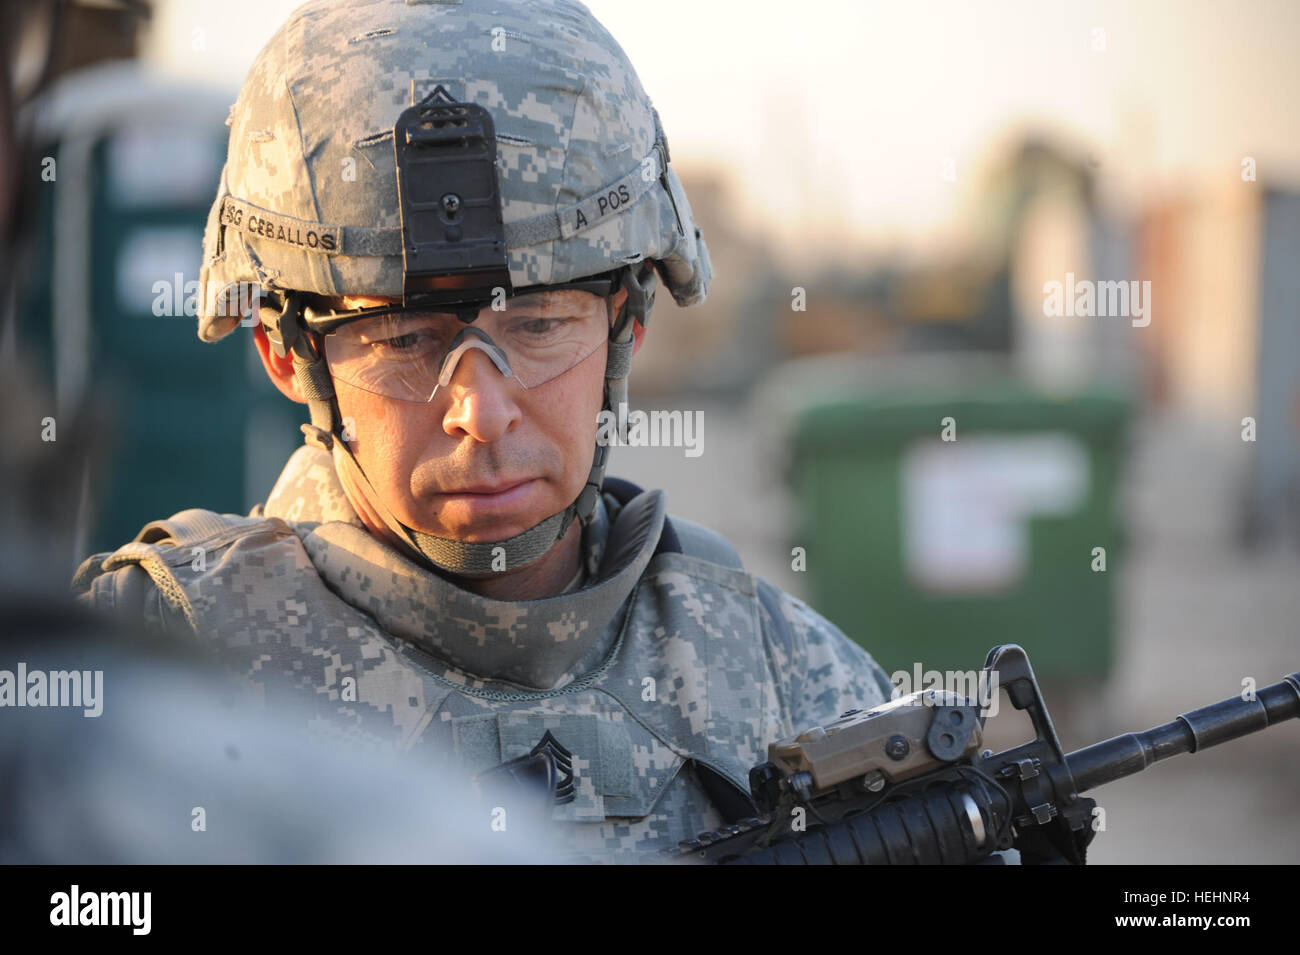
[439,346,522,443]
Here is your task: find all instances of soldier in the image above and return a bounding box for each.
[73,0,895,858]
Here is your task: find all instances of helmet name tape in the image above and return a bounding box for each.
[213,129,677,265]
[219,197,342,253]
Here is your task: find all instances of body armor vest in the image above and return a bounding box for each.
[74,446,893,857]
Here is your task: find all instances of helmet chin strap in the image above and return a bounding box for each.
[329,438,570,575]
[285,261,658,577]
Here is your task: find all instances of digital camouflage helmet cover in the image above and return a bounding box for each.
[197,0,713,574]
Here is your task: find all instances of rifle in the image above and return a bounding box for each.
[670,644,1300,865]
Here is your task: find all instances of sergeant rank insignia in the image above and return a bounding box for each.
[529,731,575,805]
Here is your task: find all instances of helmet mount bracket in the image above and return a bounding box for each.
[393,85,513,309]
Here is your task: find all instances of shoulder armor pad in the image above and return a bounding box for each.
[667,515,744,571]
[133,508,270,550]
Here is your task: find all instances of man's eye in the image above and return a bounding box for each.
[514,317,567,336]
[364,328,443,357]
[376,333,421,350]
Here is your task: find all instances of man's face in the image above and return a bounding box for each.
[329,288,625,544]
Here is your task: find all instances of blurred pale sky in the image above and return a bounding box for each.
[143,0,1300,265]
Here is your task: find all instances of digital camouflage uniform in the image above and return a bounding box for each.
[72,0,896,859]
[73,443,893,857]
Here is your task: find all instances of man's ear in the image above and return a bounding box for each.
[613,285,648,357]
[252,323,308,403]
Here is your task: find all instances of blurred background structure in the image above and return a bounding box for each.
[8,0,1299,863]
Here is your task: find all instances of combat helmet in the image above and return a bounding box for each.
[196,0,712,574]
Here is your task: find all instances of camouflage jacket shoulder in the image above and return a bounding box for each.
[72,445,893,857]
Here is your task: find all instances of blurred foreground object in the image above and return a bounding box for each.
[0,601,563,863]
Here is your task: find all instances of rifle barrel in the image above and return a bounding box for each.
[1066,673,1300,793]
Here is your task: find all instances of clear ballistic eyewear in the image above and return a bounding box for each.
[301,277,619,403]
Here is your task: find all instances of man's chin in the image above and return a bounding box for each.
[422,490,564,544]
[437,521,537,544]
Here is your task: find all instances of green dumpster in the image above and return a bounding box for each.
[788,375,1130,684]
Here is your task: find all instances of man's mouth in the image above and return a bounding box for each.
[438,478,533,496]
[434,478,540,511]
